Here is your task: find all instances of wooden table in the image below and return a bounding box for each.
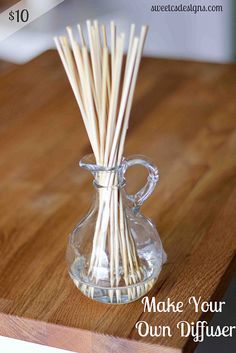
[0,51,235,353]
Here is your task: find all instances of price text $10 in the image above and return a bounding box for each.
[9,9,29,23]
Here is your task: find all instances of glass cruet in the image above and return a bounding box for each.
[66,154,167,304]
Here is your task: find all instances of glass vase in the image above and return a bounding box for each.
[66,154,166,304]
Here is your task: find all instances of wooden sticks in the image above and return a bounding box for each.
[54,21,148,303]
[54,21,147,167]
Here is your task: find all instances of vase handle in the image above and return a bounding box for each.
[123,155,159,208]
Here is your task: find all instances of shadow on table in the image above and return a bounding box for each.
[196,276,236,353]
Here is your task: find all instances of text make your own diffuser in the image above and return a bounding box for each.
[54,20,166,304]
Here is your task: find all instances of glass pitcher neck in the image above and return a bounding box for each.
[93,170,125,189]
[79,154,126,189]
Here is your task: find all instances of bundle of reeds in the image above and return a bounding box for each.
[54,20,152,303]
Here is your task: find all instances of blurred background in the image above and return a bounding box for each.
[0,0,235,64]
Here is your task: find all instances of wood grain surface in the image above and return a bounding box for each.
[0,51,235,353]
[0,59,16,75]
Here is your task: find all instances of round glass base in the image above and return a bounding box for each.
[69,258,159,304]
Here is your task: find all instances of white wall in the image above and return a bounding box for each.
[0,0,234,63]
[109,0,233,62]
